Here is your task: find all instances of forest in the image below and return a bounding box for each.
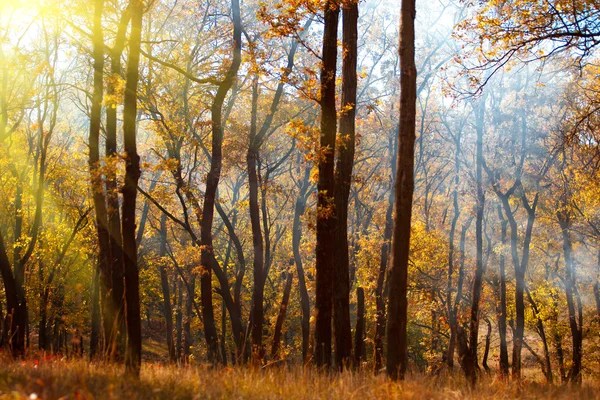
[0,0,600,398]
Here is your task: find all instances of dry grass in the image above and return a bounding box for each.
[0,358,597,399]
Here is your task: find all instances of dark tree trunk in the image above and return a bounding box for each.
[315,0,340,369]
[183,273,195,363]
[374,134,397,373]
[248,77,265,363]
[0,233,25,355]
[482,319,491,374]
[121,0,143,376]
[87,0,116,362]
[159,214,176,362]
[513,193,538,380]
[105,5,130,361]
[332,0,358,370]
[354,287,365,366]
[271,271,293,360]
[293,165,311,363]
[90,261,101,358]
[445,125,462,370]
[557,210,582,385]
[386,0,417,381]
[526,286,553,383]
[175,279,183,362]
[38,278,49,351]
[463,101,486,384]
[200,0,241,364]
[496,205,510,377]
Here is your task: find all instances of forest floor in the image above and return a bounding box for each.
[0,357,598,400]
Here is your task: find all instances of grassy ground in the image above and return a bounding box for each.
[0,358,598,400]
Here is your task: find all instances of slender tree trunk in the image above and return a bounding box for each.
[386,0,417,380]
[183,273,195,362]
[526,286,553,383]
[105,5,130,361]
[496,205,510,378]
[463,101,486,384]
[175,279,183,362]
[374,134,397,372]
[121,0,143,376]
[445,127,461,369]
[248,77,266,364]
[557,211,582,385]
[354,287,365,366]
[90,261,101,358]
[482,319,491,374]
[332,0,358,369]
[293,165,311,363]
[159,214,176,362]
[200,0,242,364]
[314,0,340,369]
[87,0,116,362]
[271,271,293,360]
[0,232,24,355]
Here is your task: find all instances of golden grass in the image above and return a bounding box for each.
[0,358,597,400]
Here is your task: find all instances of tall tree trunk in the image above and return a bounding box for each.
[354,287,365,366]
[374,134,397,372]
[314,0,340,369]
[200,0,242,364]
[463,101,486,384]
[248,77,265,364]
[0,232,24,355]
[159,214,176,362]
[87,0,117,362]
[90,260,101,358]
[183,272,195,363]
[271,271,293,360]
[386,0,417,380]
[121,0,143,376]
[332,0,358,369]
[175,279,183,362]
[496,205,510,377]
[557,211,582,385]
[509,192,538,380]
[526,286,553,383]
[293,165,311,363]
[445,127,461,369]
[105,5,131,361]
[482,318,491,374]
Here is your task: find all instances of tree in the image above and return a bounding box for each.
[386,0,417,381]
[314,0,340,368]
[332,0,358,369]
[121,0,143,376]
[199,0,242,363]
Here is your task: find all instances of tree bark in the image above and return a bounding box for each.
[293,165,311,363]
[314,0,340,369]
[332,0,358,369]
[386,0,417,380]
[463,101,486,384]
[248,76,266,363]
[354,287,365,366]
[374,134,397,372]
[271,271,293,360]
[121,0,143,376]
[557,210,582,385]
[105,5,131,361]
[200,0,242,364]
[496,205,510,377]
[87,0,117,362]
[159,214,176,362]
[90,260,101,358]
[526,286,553,383]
